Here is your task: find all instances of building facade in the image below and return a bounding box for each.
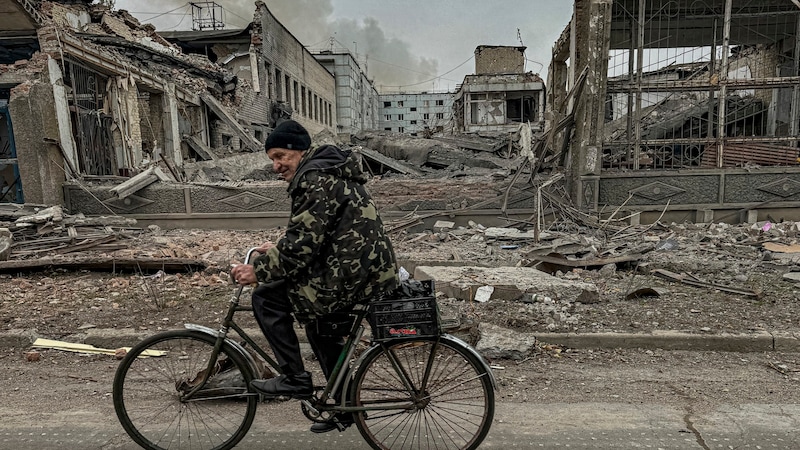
[313,50,380,135]
[253,4,336,135]
[378,92,454,135]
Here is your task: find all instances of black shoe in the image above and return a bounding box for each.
[310,413,354,433]
[250,372,313,399]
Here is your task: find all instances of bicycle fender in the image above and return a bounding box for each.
[183,323,260,377]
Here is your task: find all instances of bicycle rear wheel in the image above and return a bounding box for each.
[113,330,258,450]
[351,336,495,450]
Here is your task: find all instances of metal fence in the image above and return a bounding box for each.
[602,0,800,170]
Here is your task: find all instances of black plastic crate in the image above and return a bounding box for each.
[368,280,441,341]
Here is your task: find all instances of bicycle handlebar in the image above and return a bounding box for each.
[244,247,260,265]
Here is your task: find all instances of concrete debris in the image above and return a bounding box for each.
[15,205,64,225]
[0,228,11,261]
[413,265,600,304]
[475,323,538,360]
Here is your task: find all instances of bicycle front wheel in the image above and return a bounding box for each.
[113,330,258,450]
[351,336,495,450]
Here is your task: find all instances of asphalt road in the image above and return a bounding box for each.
[0,401,798,449]
[2,344,798,450]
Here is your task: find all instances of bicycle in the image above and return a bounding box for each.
[113,248,496,450]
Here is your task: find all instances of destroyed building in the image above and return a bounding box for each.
[453,45,546,133]
[0,1,350,225]
[545,0,800,223]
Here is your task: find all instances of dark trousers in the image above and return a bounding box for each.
[251,280,346,379]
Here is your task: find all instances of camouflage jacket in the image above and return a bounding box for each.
[252,145,399,322]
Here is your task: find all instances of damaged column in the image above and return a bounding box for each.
[570,0,612,209]
[162,82,183,168]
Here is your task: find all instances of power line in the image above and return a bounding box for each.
[385,55,474,88]
[162,11,191,31]
[223,8,252,26]
[132,4,190,22]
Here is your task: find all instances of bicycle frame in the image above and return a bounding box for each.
[177,247,496,417]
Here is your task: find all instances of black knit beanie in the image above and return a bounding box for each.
[264,120,311,151]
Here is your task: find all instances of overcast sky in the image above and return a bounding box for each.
[114,1,573,92]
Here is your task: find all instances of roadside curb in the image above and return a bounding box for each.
[2,328,798,353]
[537,330,800,353]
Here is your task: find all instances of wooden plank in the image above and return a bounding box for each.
[52,235,118,254]
[0,256,207,273]
[32,338,165,357]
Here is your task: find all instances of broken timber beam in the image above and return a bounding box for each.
[357,147,423,176]
[183,134,218,161]
[200,93,262,152]
[652,269,759,298]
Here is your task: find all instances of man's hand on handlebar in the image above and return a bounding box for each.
[230,263,258,286]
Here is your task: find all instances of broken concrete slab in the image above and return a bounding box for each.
[110,166,162,199]
[357,147,423,176]
[184,152,274,182]
[15,205,64,225]
[475,323,537,360]
[414,265,600,303]
[484,227,552,241]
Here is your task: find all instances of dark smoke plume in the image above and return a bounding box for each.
[118,0,438,89]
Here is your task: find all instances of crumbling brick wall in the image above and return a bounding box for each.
[474,46,526,75]
[212,121,241,151]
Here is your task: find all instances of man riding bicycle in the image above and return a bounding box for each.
[230,120,399,433]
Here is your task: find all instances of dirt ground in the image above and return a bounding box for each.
[2,218,800,341]
[2,217,800,448]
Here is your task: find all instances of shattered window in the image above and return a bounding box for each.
[383,101,391,107]
[275,69,283,99]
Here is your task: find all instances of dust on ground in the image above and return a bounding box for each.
[2,218,800,342]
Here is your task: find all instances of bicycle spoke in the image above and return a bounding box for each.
[353,337,494,450]
[113,331,258,450]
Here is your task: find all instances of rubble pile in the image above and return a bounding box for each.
[2,199,800,356]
